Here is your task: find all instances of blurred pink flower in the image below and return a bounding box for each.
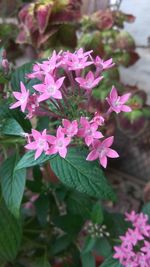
[62,119,78,137]
[75,71,103,91]
[10,82,29,112]
[106,86,132,114]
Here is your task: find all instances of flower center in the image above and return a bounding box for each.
[20,95,27,103]
[57,139,64,148]
[47,86,55,94]
[38,138,46,148]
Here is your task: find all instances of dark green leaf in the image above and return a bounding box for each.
[50,147,116,200]
[51,234,72,255]
[103,212,130,239]
[0,201,22,262]
[53,214,84,237]
[11,62,34,91]
[35,194,49,226]
[66,191,93,218]
[33,256,51,267]
[15,151,55,170]
[0,155,26,217]
[11,61,43,93]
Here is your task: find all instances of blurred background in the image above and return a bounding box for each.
[0,0,150,211]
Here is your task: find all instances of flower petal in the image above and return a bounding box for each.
[86,150,99,161]
[107,148,119,158]
[99,156,107,168]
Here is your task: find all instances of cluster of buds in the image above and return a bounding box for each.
[84,221,110,238]
[114,211,150,267]
[10,48,131,168]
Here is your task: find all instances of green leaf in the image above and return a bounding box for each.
[15,151,55,170]
[53,214,84,237]
[103,212,130,239]
[66,191,93,218]
[82,236,97,254]
[0,102,31,134]
[11,61,43,93]
[100,256,122,267]
[81,252,95,267]
[50,147,116,200]
[1,118,24,136]
[0,201,22,262]
[91,202,104,224]
[93,238,112,258]
[0,155,26,217]
[35,194,50,226]
[50,234,72,255]
[11,62,34,91]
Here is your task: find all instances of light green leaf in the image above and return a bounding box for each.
[2,118,24,136]
[0,155,26,217]
[50,147,116,200]
[15,151,55,170]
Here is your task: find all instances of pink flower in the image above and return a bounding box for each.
[75,48,93,59]
[125,210,138,224]
[106,86,132,114]
[62,119,78,137]
[75,71,103,91]
[10,82,29,112]
[90,112,105,126]
[141,241,150,257]
[46,126,71,158]
[113,246,128,263]
[94,56,115,71]
[86,136,119,168]
[27,62,45,81]
[39,51,62,75]
[25,129,50,159]
[120,228,144,246]
[78,117,103,146]
[67,54,93,71]
[26,93,39,118]
[33,74,65,102]
[113,211,150,267]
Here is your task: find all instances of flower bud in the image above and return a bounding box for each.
[2,59,9,73]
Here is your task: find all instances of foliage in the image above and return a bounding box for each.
[0,1,149,267]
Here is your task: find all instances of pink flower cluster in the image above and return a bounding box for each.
[10,49,131,167]
[113,211,150,267]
